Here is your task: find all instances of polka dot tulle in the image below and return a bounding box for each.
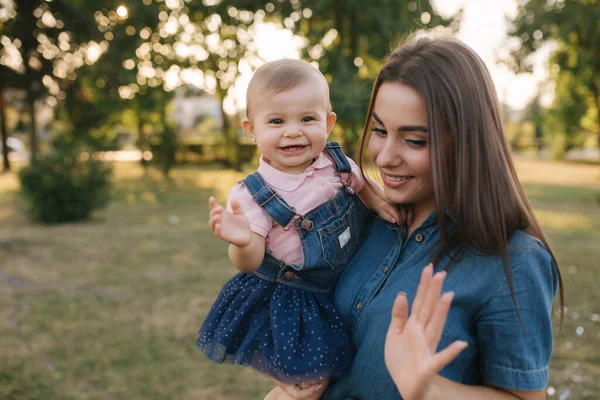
[196,272,353,383]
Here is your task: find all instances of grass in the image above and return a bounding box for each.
[1,159,599,399]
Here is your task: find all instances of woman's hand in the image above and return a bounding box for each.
[265,379,329,400]
[384,264,468,400]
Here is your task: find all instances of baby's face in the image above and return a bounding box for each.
[245,80,335,175]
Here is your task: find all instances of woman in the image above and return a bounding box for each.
[267,35,563,400]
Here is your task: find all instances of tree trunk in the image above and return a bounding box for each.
[136,102,148,171]
[595,96,600,162]
[27,87,38,161]
[220,101,241,171]
[0,89,9,172]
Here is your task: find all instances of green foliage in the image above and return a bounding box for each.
[18,142,112,224]
[509,0,600,157]
[153,127,179,178]
[221,0,454,156]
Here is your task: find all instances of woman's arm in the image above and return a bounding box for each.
[384,264,549,400]
[428,376,545,400]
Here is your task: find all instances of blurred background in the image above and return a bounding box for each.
[0,0,598,399]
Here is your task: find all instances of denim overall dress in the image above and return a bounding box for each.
[196,142,369,384]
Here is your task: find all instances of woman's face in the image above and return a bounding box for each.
[368,82,435,217]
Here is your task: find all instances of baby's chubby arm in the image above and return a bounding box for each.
[208,196,265,273]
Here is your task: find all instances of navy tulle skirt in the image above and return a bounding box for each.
[196,272,353,384]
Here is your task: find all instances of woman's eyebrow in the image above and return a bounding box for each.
[372,111,428,133]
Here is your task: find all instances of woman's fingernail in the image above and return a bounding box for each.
[397,292,406,298]
[314,384,323,393]
[390,218,396,223]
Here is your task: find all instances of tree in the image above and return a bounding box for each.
[0,0,114,163]
[215,0,454,157]
[509,0,600,157]
[0,80,8,172]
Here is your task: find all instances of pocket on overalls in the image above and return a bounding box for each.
[318,205,360,269]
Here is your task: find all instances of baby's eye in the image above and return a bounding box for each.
[269,118,284,124]
[301,116,315,122]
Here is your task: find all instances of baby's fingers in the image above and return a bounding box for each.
[208,196,224,211]
[380,203,401,224]
[209,212,223,232]
[230,199,246,216]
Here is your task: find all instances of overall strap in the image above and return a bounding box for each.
[324,142,352,173]
[241,172,297,227]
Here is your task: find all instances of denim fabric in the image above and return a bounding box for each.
[197,143,371,384]
[324,213,559,399]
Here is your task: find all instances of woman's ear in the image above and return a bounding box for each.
[326,112,337,136]
[242,117,255,143]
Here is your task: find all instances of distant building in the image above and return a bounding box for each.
[171,85,223,143]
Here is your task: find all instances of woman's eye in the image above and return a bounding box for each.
[269,118,284,124]
[371,127,387,137]
[405,139,427,147]
[301,116,315,122]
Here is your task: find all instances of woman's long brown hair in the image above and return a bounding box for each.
[358,35,564,326]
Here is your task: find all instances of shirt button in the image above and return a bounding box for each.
[383,266,390,273]
[317,179,325,186]
[356,301,363,310]
[415,233,424,243]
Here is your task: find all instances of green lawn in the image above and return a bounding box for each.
[0,159,599,399]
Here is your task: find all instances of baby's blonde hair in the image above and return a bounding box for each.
[246,59,331,117]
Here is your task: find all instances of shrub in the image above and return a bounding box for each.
[18,147,112,224]
[152,127,178,178]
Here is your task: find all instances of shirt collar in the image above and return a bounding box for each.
[385,209,457,232]
[257,152,332,192]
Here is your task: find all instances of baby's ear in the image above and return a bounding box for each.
[326,112,337,135]
[241,117,255,140]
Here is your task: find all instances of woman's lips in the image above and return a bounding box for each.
[381,173,414,188]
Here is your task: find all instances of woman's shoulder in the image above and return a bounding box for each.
[507,229,545,251]
[506,230,555,272]
[484,230,559,301]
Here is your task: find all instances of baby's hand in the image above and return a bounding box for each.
[208,196,253,247]
[374,200,413,226]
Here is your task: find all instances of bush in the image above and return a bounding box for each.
[18,148,112,224]
[153,127,178,178]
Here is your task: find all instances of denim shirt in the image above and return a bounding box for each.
[325,213,559,399]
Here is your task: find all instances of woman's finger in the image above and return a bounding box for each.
[280,382,322,400]
[264,387,285,400]
[411,263,433,317]
[417,270,446,325]
[389,292,409,334]
[424,291,454,350]
[429,340,468,374]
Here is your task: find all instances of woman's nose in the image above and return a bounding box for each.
[377,140,402,167]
